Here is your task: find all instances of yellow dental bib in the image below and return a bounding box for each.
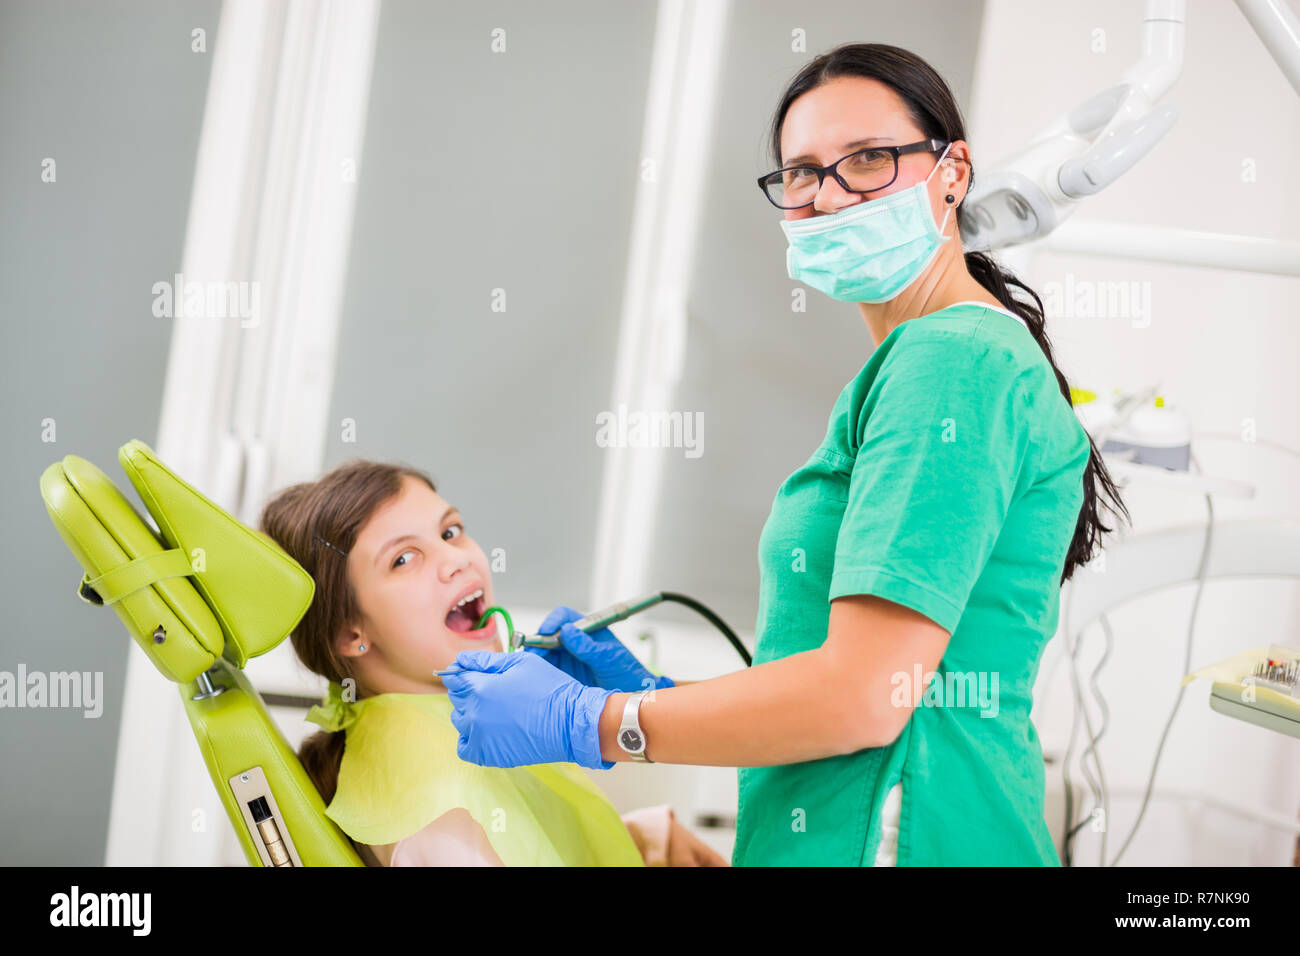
[305,682,644,866]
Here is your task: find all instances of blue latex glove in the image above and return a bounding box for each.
[438,650,615,769]
[526,605,675,693]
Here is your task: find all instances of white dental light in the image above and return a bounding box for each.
[962,0,1186,253]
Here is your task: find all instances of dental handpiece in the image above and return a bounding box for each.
[511,593,666,650]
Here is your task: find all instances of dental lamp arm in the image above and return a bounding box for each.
[1235,0,1300,98]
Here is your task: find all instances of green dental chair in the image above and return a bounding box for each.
[40,438,364,866]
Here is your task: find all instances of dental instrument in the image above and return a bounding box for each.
[474,605,515,647]
[461,592,752,666]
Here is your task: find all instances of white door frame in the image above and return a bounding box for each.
[106,0,381,866]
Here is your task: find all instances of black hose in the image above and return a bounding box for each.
[657,591,751,667]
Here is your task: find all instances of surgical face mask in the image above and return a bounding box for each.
[780,142,955,303]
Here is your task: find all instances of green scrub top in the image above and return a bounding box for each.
[732,302,1090,866]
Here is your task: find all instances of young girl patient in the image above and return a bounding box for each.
[259,457,725,866]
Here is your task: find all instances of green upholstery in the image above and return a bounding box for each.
[41,447,224,683]
[183,657,362,865]
[40,439,364,866]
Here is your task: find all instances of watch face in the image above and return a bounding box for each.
[619,728,644,752]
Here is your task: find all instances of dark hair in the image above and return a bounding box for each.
[767,42,1129,582]
[258,459,438,861]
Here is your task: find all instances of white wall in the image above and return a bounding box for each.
[969,0,1300,865]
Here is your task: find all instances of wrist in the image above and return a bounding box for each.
[596,691,631,765]
[570,685,616,769]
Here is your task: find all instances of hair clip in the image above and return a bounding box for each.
[313,534,350,558]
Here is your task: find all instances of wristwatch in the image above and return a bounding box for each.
[616,691,653,762]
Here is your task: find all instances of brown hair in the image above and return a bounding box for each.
[258,458,437,857]
[767,42,1131,582]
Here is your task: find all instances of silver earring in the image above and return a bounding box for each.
[358,644,366,652]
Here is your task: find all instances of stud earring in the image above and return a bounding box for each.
[945,194,955,203]
[358,644,366,652]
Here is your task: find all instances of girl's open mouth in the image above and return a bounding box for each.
[444,589,488,634]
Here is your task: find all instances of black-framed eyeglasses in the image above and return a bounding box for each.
[757,138,949,209]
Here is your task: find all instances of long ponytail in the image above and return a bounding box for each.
[963,250,1130,582]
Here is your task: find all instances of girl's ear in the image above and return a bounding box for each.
[337,626,367,660]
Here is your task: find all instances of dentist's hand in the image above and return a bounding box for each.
[526,605,675,693]
[439,650,615,770]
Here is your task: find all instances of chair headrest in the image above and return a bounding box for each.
[40,439,315,683]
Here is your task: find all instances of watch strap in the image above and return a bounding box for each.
[618,690,653,762]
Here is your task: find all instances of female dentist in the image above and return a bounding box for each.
[439,42,1129,866]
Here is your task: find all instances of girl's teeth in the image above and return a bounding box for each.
[455,589,483,608]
